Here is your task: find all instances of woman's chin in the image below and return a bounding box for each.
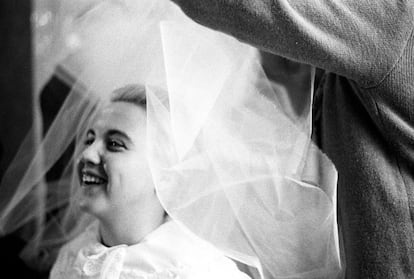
[80,182,107,195]
[78,188,108,216]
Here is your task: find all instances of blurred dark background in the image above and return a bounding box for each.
[0,1,46,278]
[0,1,32,177]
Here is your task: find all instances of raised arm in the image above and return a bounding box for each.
[171,0,414,87]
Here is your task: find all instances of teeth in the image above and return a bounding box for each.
[82,174,105,185]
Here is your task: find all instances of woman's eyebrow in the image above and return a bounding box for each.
[106,129,132,142]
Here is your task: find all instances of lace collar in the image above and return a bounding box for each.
[67,220,229,278]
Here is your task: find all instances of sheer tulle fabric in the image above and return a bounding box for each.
[0,0,341,278]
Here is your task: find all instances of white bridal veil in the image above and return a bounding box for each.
[0,0,341,278]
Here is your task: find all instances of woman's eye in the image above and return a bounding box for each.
[84,131,95,146]
[107,140,125,150]
[84,138,94,145]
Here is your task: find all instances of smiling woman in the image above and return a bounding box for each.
[50,85,250,278]
[76,86,165,247]
[0,1,341,278]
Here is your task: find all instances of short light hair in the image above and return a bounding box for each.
[111,84,146,108]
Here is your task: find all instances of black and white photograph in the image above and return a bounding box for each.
[0,1,413,278]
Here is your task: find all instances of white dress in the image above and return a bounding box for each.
[50,220,251,279]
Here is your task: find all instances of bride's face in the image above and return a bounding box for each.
[77,101,160,220]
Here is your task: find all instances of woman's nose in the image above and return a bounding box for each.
[80,142,102,165]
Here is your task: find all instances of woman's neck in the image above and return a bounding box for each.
[98,205,166,247]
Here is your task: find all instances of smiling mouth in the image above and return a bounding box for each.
[78,166,108,187]
[77,160,108,187]
[81,173,107,186]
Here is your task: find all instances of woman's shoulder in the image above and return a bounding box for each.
[50,220,251,279]
[121,220,251,279]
